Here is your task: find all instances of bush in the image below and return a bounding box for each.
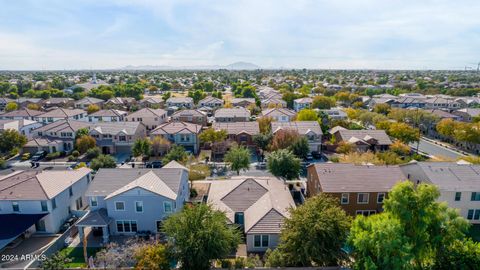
[189,164,211,181]
[86,147,101,159]
[0,158,7,169]
[67,155,78,162]
[234,257,245,269]
[189,188,198,198]
[46,152,61,160]
[72,150,80,158]
[329,156,340,163]
[220,259,232,269]
[21,153,31,161]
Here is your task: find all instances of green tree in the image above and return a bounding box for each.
[134,243,171,270]
[252,133,272,153]
[41,252,72,270]
[162,145,188,164]
[296,109,318,121]
[272,195,351,267]
[132,138,152,157]
[311,96,335,109]
[224,145,250,175]
[267,149,301,179]
[5,102,18,112]
[86,104,100,114]
[434,238,480,270]
[188,90,207,104]
[373,103,391,115]
[199,128,227,145]
[75,135,96,154]
[90,154,116,170]
[163,204,241,270]
[387,122,420,144]
[0,129,27,154]
[289,136,310,159]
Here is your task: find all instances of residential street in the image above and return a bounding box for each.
[410,138,466,160]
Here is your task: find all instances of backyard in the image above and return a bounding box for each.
[58,247,102,268]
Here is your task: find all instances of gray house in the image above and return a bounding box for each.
[77,161,189,243]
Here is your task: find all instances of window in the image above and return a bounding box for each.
[357,193,369,204]
[41,201,48,211]
[90,197,97,207]
[475,210,480,220]
[467,209,474,220]
[455,192,462,201]
[471,192,480,201]
[75,197,83,210]
[377,193,385,204]
[164,202,173,213]
[116,220,138,233]
[119,136,126,141]
[356,210,376,216]
[234,212,244,225]
[135,201,143,213]
[253,235,269,248]
[52,198,57,209]
[115,201,125,211]
[341,193,349,204]
[12,202,20,212]
[69,187,73,197]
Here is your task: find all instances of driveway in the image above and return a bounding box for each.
[0,235,57,269]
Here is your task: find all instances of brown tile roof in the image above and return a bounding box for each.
[272,121,323,135]
[336,129,392,145]
[37,108,85,118]
[0,109,43,118]
[33,120,91,134]
[150,121,202,135]
[214,108,251,118]
[213,121,260,135]
[127,108,166,118]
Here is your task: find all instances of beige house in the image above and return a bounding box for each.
[171,109,208,126]
[261,108,296,122]
[199,96,223,109]
[74,97,104,109]
[214,107,251,122]
[35,108,87,124]
[125,108,167,132]
[89,122,147,154]
[231,98,256,107]
[150,121,202,154]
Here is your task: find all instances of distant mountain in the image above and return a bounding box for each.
[121,62,261,70]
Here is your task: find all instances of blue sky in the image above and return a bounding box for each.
[0,0,479,70]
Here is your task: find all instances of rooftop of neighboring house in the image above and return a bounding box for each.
[272,121,323,135]
[15,98,43,104]
[309,163,406,193]
[36,108,86,118]
[205,176,295,234]
[213,121,260,135]
[0,97,14,104]
[25,137,64,147]
[0,119,37,130]
[85,163,187,199]
[166,97,193,103]
[151,121,202,135]
[89,109,127,117]
[105,97,136,104]
[127,108,167,118]
[33,119,91,134]
[453,108,480,117]
[261,108,296,118]
[74,97,104,105]
[231,98,255,103]
[294,97,313,103]
[140,97,164,104]
[261,97,287,105]
[0,167,91,200]
[424,97,459,104]
[214,107,251,118]
[90,121,143,136]
[43,97,74,104]
[400,162,480,191]
[424,109,459,119]
[334,129,392,145]
[172,109,207,118]
[199,96,223,103]
[0,108,43,118]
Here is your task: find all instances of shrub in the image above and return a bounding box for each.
[67,155,78,162]
[71,150,80,158]
[45,152,61,160]
[189,164,211,181]
[21,153,31,161]
[234,257,245,269]
[86,147,101,159]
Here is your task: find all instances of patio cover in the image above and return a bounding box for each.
[76,209,112,227]
[0,213,48,240]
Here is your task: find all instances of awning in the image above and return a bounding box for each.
[0,213,48,240]
[76,209,112,227]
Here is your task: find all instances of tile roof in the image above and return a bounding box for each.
[214,108,251,118]
[151,121,202,135]
[213,121,260,135]
[127,108,166,118]
[172,109,207,118]
[199,96,223,104]
[261,108,296,118]
[33,119,91,134]
[74,97,104,105]
[37,108,86,118]
[105,171,177,200]
[272,121,323,135]
[336,129,392,145]
[294,97,313,103]
[90,122,142,135]
[0,109,43,118]
[310,163,406,193]
[166,97,193,103]
[89,109,127,117]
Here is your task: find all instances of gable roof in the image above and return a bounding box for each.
[272,121,323,135]
[0,109,43,118]
[90,122,142,136]
[74,97,104,105]
[151,121,202,135]
[33,119,91,134]
[127,108,166,118]
[310,163,406,193]
[89,109,127,117]
[214,108,251,118]
[37,108,86,118]
[166,97,193,103]
[105,171,177,200]
[213,121,260,135]
[261,108,296,118]
[172,109,207,118]
[199,96,223,104]
[336,129,392,145]
[0,168,91,200]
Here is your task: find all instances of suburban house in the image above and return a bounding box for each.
[125,108,167,132]
[77,162,189,243]
[214,107,251,122]
[150,121,202,154]
[320,108,347,120]
[28,120,91,153]
[35,108,87,124]
[0,98,14,111]
[74,97,104,110]
[15,98,43,109]
[271,121,323,152]
[400,162,480,224]
[88,109,128,123]
[261,108,296,122]
[306,163,406,216]
[231,98,256,107]
[332,129,393,152]
[0,119,42,138]
[171,109,208,126]
[425,109,461,121]
[424,97,461,110]
[261,97,287,108]
[199,96,223,109]
[42,98,75,109]
[205,177,295,252]
[213,122,260,148]
[89,122,147,154]
[0,108,43,121]
[105,97,137,110]
[293,97,313,112]
[139,97,164,108]
[166,97,194,109]
[452,108,480,122]
[0,168,92,250]
[390,97,426,109]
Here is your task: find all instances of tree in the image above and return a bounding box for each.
[296,109,318,121]
[75,135,96,154]
[41,252,72,270]
[199,128,227,145]
[373,103,391,115]
[434,238,480,270]
[151,136,171,156]
[224,145,250,175]
[75,127,90,139]
[163,204,241,270]
[188,90,207,104]
[348,182,472,269]
[132,138,151,157]
[387,122,420,144]
[272,195,351,267]
[86,104,100,114]
[5,102,18,112]
[90,154,116,170]
[436,118,456,138]
[134,243,171,270]
[269,129,300,151]
[390,141,411,156]
[252,133,272,153]
[289,136,310,159]
[257,116,273,134]
[267,149,301,179]
[311,96,335,109]
[26,103,40,110]
[0,129,27,154]
[162,145,188,164]
[336,141,354,154]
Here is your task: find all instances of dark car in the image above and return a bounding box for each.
[31,151,47,161]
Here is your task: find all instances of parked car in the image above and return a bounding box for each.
[31,151,47,161]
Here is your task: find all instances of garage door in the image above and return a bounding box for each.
[115,145,132,154]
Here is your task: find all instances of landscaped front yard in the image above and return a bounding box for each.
[58,247,101,268]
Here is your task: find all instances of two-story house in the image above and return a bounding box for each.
[332,129,393,152]
[150,121,202,154]
[139,97,164,109]
[125,108,167,132]
[0,119,42,139]
[213,121,260,148]
[400,162,480,224]
[76,162,189,243]
[88,109,127,123]
[104,97,137,110]
[171,109,208,126]
[35,108,87,124]
[43,98,75,109]
[231,98,256,108]
[306,163,406,216]
[198,96,224,109]
[0,168,91,250]
[271,121,323,153]
[166,97,194,109]
[74,97,105,110]
[261,108,296,122]
[214,108,251,122]
[293,97,313,112]
[89,122,147,154]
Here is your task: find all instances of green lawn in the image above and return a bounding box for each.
[58,247,102,268]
